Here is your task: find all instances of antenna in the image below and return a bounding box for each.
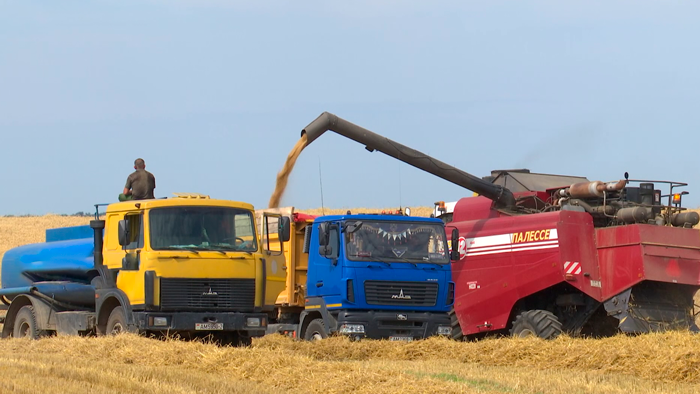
[398,163,402,210]
[318,156,325,216]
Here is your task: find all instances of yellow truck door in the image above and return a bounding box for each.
[259,213,288,307]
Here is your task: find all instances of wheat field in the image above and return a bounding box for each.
[1,211,700,393]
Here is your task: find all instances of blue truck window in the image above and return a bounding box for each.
[328,226,339,259]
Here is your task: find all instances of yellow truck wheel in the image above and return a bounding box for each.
[106,306,128,335]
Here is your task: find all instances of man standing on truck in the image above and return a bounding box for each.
[119,158,156,201]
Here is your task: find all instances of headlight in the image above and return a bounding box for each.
[246,317,261,327]
[437,325,451,336]
[153,317,168,327]
[338,323,365,334]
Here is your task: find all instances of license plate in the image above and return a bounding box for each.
[195,322,224,330]
[389,336,413,342]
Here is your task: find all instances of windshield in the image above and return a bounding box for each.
[150,207,257,252]
[345,220,449,264]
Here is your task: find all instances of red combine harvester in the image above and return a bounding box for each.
[301,112,700,339]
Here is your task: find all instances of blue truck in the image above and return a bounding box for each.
[258,208,457,341]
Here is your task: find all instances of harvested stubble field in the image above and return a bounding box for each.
[1,211,700,394]
[1,332,700,393]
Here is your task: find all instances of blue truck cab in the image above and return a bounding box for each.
[259,208,456,341]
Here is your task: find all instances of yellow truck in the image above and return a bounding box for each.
[1,194,286,346]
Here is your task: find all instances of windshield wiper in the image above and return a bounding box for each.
[209,243,253,255]
[157,246,200,254]
[349,254,391,267]
[392,257,418,267]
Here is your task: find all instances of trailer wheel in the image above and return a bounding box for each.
[212,333,253,347]
[236,336,252,347]
[449,307,464,341]
[106,306,128,335]
[303,319,327,341]
[13,305,44,339]
[510,310,562,339]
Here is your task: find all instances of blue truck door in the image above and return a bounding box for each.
[311,223,343,298]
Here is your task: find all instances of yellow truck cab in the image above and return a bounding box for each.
[1,194,284,346]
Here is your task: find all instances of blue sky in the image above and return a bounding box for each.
[1,1,699,215]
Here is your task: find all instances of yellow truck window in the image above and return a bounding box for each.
[262,215,283,255]
[124,214,143,250]
[149,207,258,252]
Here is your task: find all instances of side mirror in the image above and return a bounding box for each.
[318,245,329,256]
[118,220,129,247]
[122,251,140,270]
[279,216,291,243]
[404,207,411,216]
[318,222,329,246]
[450,228,460,261]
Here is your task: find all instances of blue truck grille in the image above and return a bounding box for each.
[159,278,255,311]
[364,281,438,307]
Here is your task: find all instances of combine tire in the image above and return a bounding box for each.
[449,307,464,341]
[510,310,562,339]
[303,319,327,341]
[106,306,128,335]
[13,305,45,339]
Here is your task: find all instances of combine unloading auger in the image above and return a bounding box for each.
[301,111,517,210]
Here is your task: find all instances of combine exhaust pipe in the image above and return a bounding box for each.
[301,112,516,209]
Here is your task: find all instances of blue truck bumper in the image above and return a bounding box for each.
[336,310,451,340]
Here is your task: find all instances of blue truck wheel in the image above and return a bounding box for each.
[303,319,327,341]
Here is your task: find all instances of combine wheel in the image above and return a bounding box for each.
[303,319,327,341]
[106,306,128,335]
[510,310,562,339]
[13,305,46,339]
[449,307,464,341]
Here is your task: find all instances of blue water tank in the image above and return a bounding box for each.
[1,225,97,306]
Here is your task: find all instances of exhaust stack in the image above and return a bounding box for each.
[301,112,516,209]
[90,220,105,267]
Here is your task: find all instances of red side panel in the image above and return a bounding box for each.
[451,209,601,336]
[596,225,700,299]
[556,211,603,300]
[452,196,500,222]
